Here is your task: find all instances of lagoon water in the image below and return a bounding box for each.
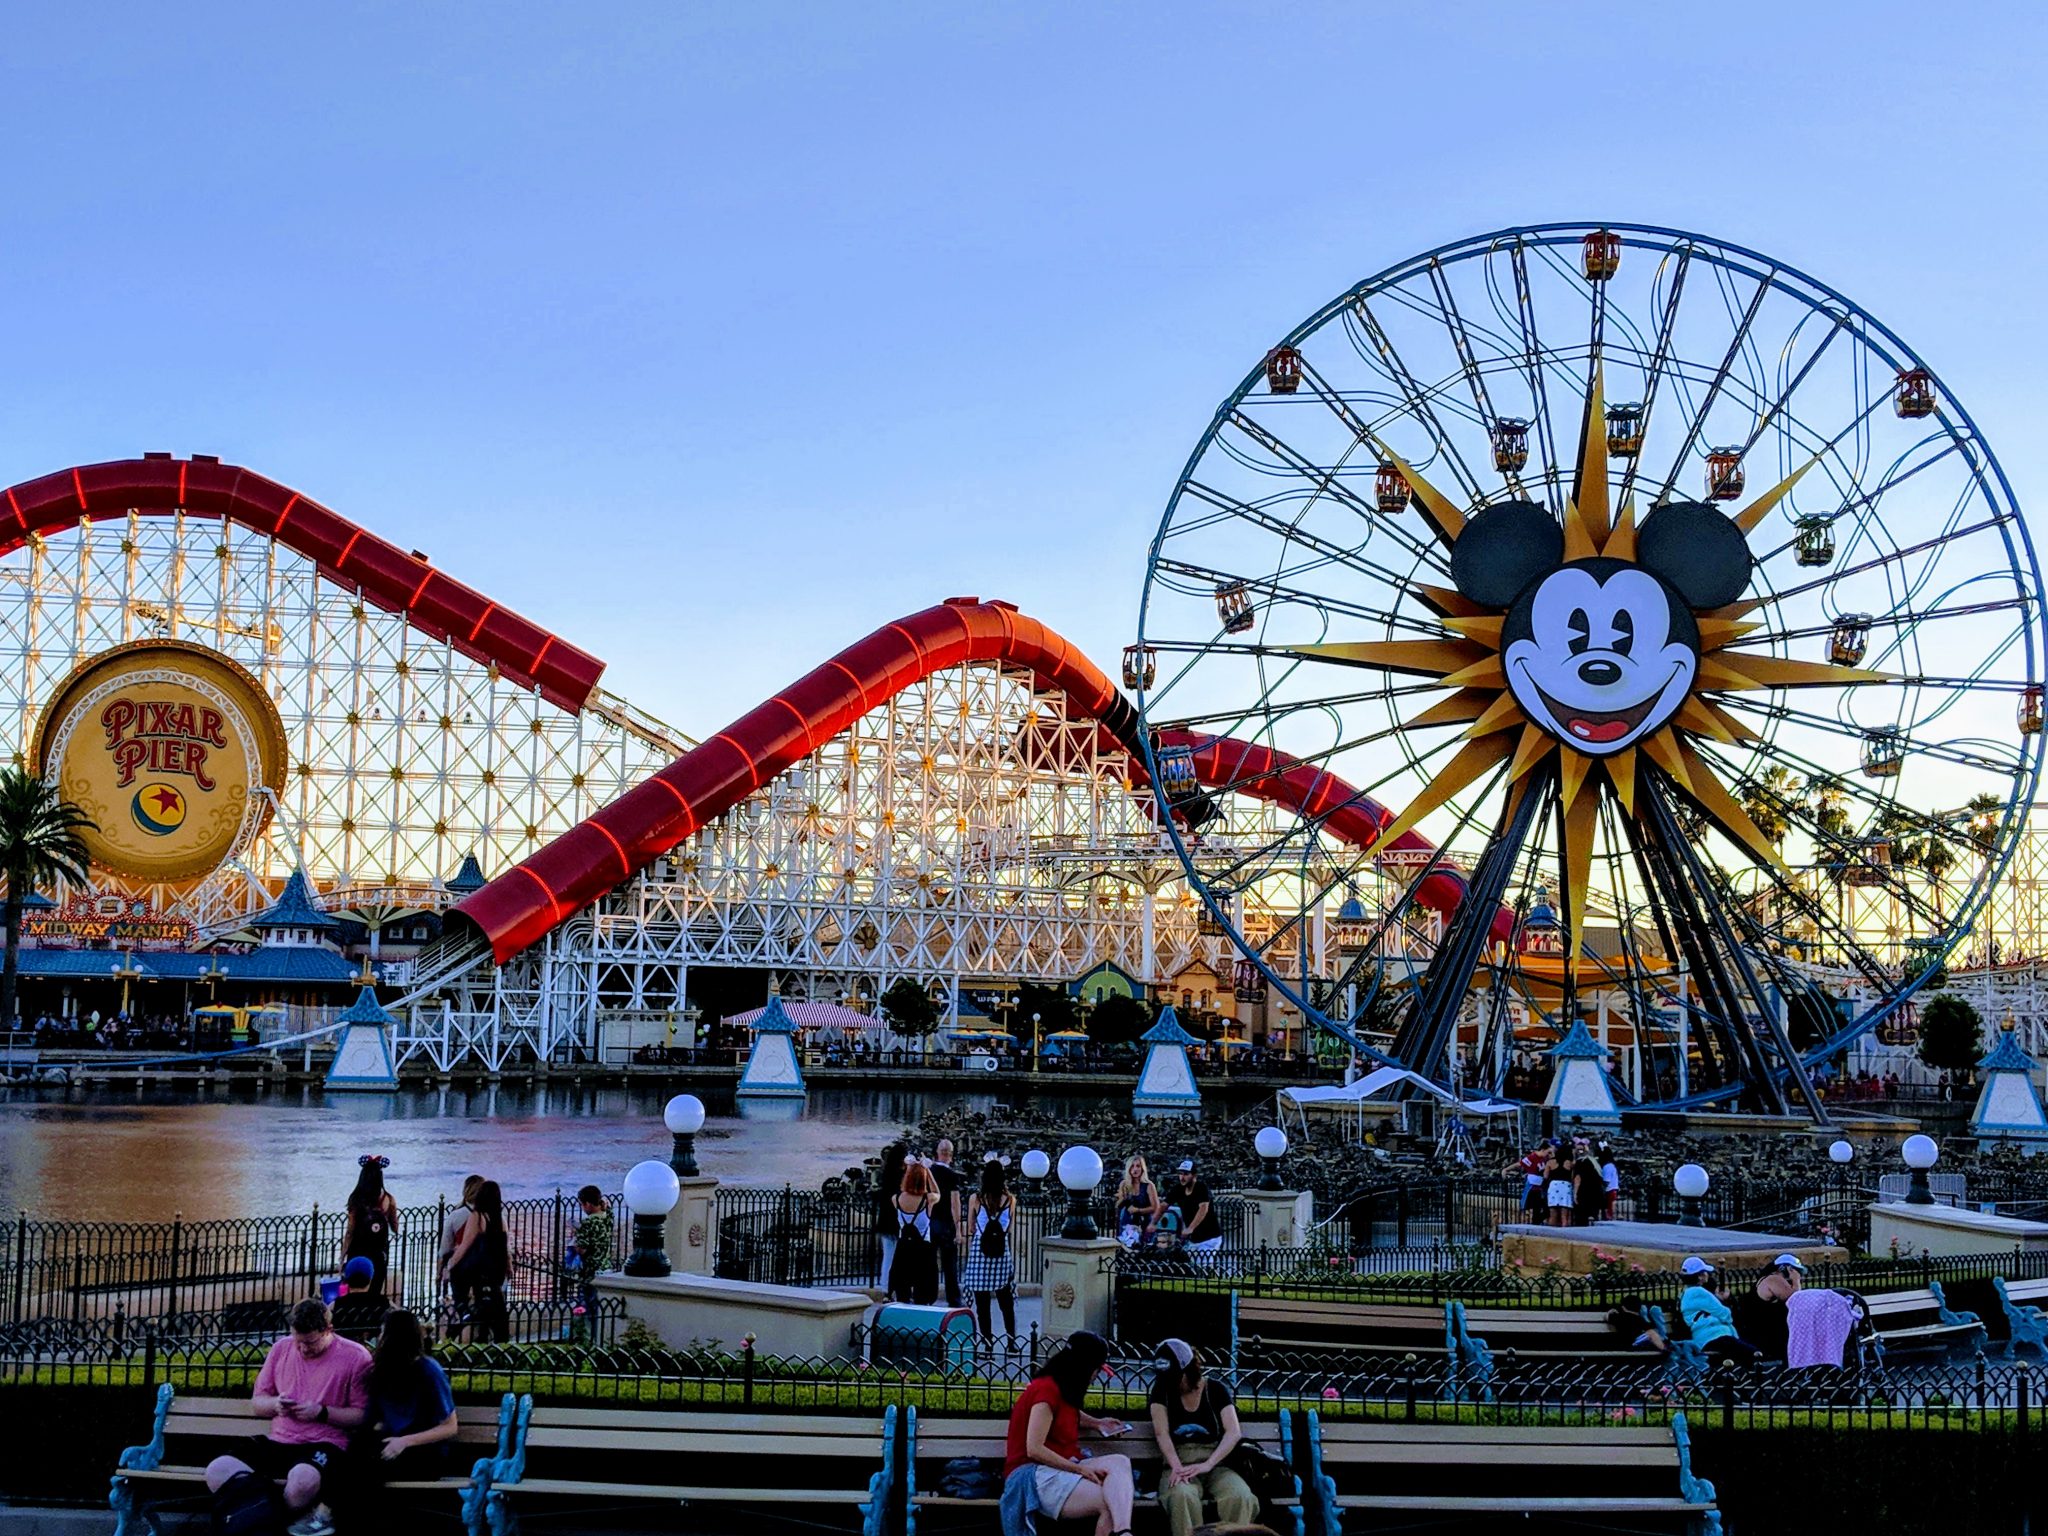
[0,1083,1001,1222]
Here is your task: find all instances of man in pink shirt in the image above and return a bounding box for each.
[250,1298,371,1536]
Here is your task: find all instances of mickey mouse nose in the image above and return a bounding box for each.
[1578,659,1622,687]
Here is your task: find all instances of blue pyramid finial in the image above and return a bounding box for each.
[1549,1019,1604,1059]
[336,984,396,1027]
[446,852,487,894]
[1141,1005,1200,1047]
[250,869,337,929]
[751,994,799,1034]
[1981,1017,2036,1073]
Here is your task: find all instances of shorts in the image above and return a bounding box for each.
[1034,1465,1085,1515]
[1546,1181,1573,1209]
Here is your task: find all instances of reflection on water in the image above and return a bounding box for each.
[0,1083,996,1222]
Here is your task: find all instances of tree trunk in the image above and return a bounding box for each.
[0,885,21,1030]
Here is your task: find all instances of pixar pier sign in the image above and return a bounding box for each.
[32,640,288,885]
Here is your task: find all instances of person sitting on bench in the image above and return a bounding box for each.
[1147,1338,1260,1536]
[250,1298,372,1536]
[1002,1330,1135,1536]
[1678,1257,1762,1373]
[1606,1296,1668,1354]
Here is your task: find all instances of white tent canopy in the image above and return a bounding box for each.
[1279,1065,1520,1116]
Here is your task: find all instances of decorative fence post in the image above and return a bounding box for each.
[304,1204,320,1297]
[10,1211,24,1327]
[741,1333,757,1408]
[166,1215,183,1322]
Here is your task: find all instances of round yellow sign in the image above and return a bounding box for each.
[31,640,288,884]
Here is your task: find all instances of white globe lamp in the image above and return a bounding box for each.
[1901,1134,1940,1205]
[1672,1163,1709,1227]
[664,1094,707,1178]
[1254,1125,1290,1191]
[622,1159,682,1276]
[1057,1145,1104,1239]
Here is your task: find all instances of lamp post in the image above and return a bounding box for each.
[1673,1163,1709,1227]
[1021,1148,1050,1198]
[1057,1145,1103,1239]
[1031,1011,1042,1075]
[112,953,140,1016]
[1254,1125,1289,1191]
[665,1094,706,1178]
[1902,1134,1940,1205]
[622,1159,682,1277]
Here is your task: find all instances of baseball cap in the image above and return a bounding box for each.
[1680,1256,1715,1276]
[1176,1159,1195,1172]
[342,1256,375,1285]
[1773,1254,1808,1272]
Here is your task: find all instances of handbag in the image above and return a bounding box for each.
[1224,1440,1295,1501]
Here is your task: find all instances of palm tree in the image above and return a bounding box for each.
[1736,764,1799,848]
[1962,792,2005,856]
[0,768,95,1027]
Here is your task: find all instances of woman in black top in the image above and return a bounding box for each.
[342,1154,399,1298]
[873,1140,908,1287]
[442,1179,510,1342]
[1145,1338,1258,1536]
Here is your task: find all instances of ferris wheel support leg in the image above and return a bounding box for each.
[1641,776,1828,1122]
[1393,764,1555,1084]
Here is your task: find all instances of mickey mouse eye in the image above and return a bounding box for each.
[1568,608,1591,656]
[1614,610,1635,658]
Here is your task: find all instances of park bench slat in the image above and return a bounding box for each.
[506,1478,870,1502]
[1330,1495,1712,1512]
[1320,1444,1674,1467]
[521,1406,868,1433]
[522,1426,877,1453]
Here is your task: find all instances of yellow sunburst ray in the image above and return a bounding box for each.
[1405,688,1496,730]
[1672,737,1795,883]
[1372,445,1466,548]
[1414,583,1487,619]
[1606,746,1637,816]
[1601,500,1637,562]
[1559,788,1601,991]
[1679,696,1760,744]
[1733,453,1823,534]
[1284,639,1491,677]
[1699,652,1888,691]
[1695,617,1761,651]
[1369,734,1516,852]
[1640,728,1692,792]
[1565,366,1609,556]
[1558,746,1593,813]
[1507,723,1555,783]
[1460,689,1527,739]
[1439,654,1508,690]
[1439,613,1505,648]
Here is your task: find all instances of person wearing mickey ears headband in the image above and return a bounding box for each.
[1146,1338,1259,1536]
[1001,1331,1135,1536]
[341,1154,398,1302]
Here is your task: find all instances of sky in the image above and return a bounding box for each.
[2,2,2043,739]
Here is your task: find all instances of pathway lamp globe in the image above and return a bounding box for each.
[664,1094,706,1178]
[1253,1125,1290,1191]
[1829,1140,1855,1165]
[1057,1145,1104,1240]
[1901,1135,1940,1205]
[1673,1163,1710,1227]
[1021,1148,1051,1195]
[622,1159,682,1277]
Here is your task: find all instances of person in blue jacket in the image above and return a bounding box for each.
[1678,1256,1763,1371]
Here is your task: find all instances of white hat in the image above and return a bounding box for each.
[1680,1256,1715,1276]
[1773,1253,1808,1271]
[1176,1159,1195,1172]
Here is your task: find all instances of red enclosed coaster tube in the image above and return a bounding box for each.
[452,597,1500,963]
[0,456,604,713]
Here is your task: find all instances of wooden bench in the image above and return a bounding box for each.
[1302,1411,1720,1535]
[1865,1285,1987,1354]
[478,1404,895,1536]
[1996,1276,2048,1353]
[904,1408,1304,1536]
[111,1384,518,1536]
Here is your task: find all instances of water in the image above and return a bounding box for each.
[0,1083,1000,1222]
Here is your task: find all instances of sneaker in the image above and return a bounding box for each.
[288,1511,337,1536]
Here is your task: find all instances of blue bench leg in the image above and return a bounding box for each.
[486,1489,520,1536]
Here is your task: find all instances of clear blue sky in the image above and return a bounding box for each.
[3,2,2041,735]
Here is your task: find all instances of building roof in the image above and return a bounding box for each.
[249,870,338,931]
[1141,1007,1201,1047]
[11,947,358,983]
[741,994,800,1034]
[724,999,869,1032]
[445,853,488,894]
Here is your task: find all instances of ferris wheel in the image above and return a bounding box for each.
[1134,222,2045,1114]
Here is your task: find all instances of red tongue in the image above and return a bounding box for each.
[1569,717,1630,744]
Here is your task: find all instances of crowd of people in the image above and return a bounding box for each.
[1607,1253,1875,1374]
[15,1008,254,1051]
[1506,1136,1620,1227]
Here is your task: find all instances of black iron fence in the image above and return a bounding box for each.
[711,1184,1250,1288]
[2,1194,624,1329]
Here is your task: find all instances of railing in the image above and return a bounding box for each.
[2,1194,624,1329]
[711,1185,1250,1288]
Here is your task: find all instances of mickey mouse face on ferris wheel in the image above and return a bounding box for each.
[1450,499,1754,757]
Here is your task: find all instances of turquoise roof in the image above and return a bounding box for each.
[1548,1019,1605,1060]
[446,853,488,894]
[1336,894,1368,922]
[11,947,357,982]
[1141,1006,1200,1047]
[249,870,337,930]
[1981,1026,2036,1073]
[750,994,799,1034]
[336,984,396,1027]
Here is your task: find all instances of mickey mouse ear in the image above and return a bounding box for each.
[1449,500,1564,609]
[1636,501,1752,609]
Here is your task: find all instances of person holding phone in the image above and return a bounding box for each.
[249,1298,371,1536]
[1002,1331,1134,1536]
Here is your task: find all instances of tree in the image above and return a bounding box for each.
[1736,764,1800,848]
[878,978,939,1040]
[1015,981,1076,1044]
[1962,793,2005,856]
[1085,992,1150,1046]
[1916,992,1985,1077]
[0,767,95,1027]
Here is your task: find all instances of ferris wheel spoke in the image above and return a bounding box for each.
[1177,477,1452,601]
[1650,275,1773,503]
[1504,239,1567,502]
[1146,557,1422,640]
[1153,679,1449,734]
[1716,691,2022,778]
[1614,245,1694,512]
[1346,296,1491,503]
[1422,258,1532,502]
[1750,504,2005,612]
[1750,596,2030,650]
[1746,437,1969,571]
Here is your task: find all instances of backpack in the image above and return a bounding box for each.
[897,1201,929,1248]
[211,1472,287,1535]
[978,1207,1007,1260]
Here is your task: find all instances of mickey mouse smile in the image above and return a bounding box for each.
[1513,658,1691,748]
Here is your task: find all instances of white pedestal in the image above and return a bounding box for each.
[1234,1188,1312,1249]
[1867,1200,2048,1258]
[672,1175,718,1276]
[1040,1235,1121,1338]
[595,1271,870,1357]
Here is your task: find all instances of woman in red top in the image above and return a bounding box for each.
[1003,1331,1134,1536]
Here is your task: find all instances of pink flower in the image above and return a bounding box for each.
[1322,1387,1340,1401]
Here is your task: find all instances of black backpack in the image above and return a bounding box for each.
[979,1209,1006,1260]
[211,1472,287,1535]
